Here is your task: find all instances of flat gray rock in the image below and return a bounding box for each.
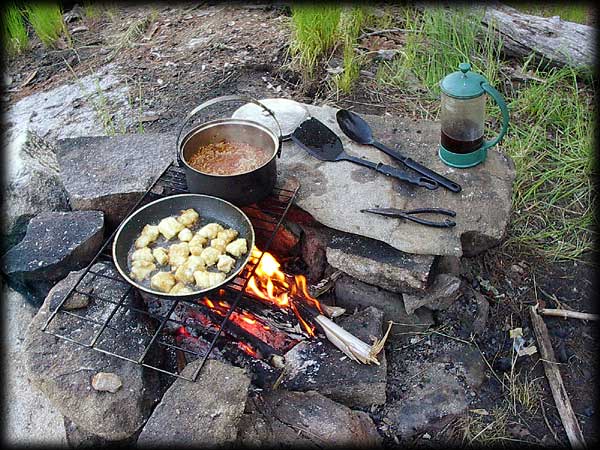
[1,211,104,284]
[22,263,161,441]
[237,390,382,447]
[56,133,175,228]
[279,104,516,256]
[4,287,67,446]
[326,232,435,293]
[1,130,69,240]
[137,359,251,446]
[281,306,387,408]
[334,275,433,336]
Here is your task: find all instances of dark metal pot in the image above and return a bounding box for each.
[177,95,282,206]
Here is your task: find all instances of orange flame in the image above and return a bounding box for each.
[245,247,322,336]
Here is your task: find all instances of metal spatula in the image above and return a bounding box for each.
[290,117,438,190]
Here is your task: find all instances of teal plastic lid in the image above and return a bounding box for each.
[440,63,487,99]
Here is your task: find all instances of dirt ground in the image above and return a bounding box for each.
[4,3,597,447]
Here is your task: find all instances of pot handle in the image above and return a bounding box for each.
[176,95,284,166]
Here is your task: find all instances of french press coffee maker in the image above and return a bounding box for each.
[438,63,509,168]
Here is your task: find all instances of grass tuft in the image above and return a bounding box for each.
[332,6,368,94]
[3,4,29,55]
[502,63,595,260]
[289,4,341,78]
[25,3,68,48]
[377,6,502,97]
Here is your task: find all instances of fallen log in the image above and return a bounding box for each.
[481,3,596,69]
[529,306,587,448]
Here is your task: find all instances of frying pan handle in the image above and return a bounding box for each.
[176,95,284,166]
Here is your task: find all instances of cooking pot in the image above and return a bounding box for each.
[177,95,283,206]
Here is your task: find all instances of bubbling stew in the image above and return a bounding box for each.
[187,140,273,175]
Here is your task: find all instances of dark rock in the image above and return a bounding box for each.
[326,232,435,293]
[56,133,175,228]
[494,357,512,372]
[471,289,490,336]
[334,274,433,335]
[281,306,387,408]
[137,359,251,446]
[237,390,382,447]
[1,211,103,281]
[299,224,334,281]
[2,130,70,238]
[402,274,462,315]
[382,361,470,438]
[278,103,516,256]
[22,262,162,441]
[63,417,136,448]
[434,255,462,276]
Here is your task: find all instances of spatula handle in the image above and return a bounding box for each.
[375,163,439,190]
[344,155,438,190]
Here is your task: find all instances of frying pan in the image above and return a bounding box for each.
[113,194,255,301]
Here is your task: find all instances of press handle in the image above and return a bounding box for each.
[480,83,509,153]
[176,95,284,166]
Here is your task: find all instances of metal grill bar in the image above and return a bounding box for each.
[42,160,299,381]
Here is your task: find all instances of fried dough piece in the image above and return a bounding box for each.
[193,270,226,289]
[216,254,236,273]
[170,282,194,295]
[217,228,239,244]
[178,228,193,242]
[168,242,190,268]
[158,217,184,240]
[152,247,169,265]
[225,238,248,257]
[135,224,160,249]
[210,237,227,253]
[131,247,154,263]
[189,233,208,256]
[174,255,205,284]
[130,260,156,282]
[200,246,221,267]
[197,223,224,240]
[150,271,176,293]
[177,208,200,227]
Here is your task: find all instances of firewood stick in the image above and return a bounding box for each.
[529,306,587,448]
[538,308,599,321]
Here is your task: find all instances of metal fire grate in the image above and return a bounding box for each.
[41,161,299,381]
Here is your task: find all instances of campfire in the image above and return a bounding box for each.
[175,247,391,366]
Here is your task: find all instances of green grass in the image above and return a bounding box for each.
[3,4,29,55]
[289,4,341,78]
[507,3,589,24]
[332,6,368,94]
[25,3,68,48]
[377,6,502,97]
[502,62,595,260]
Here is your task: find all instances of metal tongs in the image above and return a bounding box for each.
[360,207,457,228]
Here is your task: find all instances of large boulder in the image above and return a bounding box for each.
[1,130,69,247]
[278,103,516,256]
[22,263,162,441]
[56,133,176,228]
[238,389,382,447]
[281,306,387,408]
[137,359,251,446]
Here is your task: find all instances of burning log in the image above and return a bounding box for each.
[244,248,391,365]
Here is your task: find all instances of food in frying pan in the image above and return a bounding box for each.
[187,141,273,176]
[128,207,248,294]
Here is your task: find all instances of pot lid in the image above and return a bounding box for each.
[439,63,487,99]
[231,98,309,140]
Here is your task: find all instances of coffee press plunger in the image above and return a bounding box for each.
[438,62,509,168]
